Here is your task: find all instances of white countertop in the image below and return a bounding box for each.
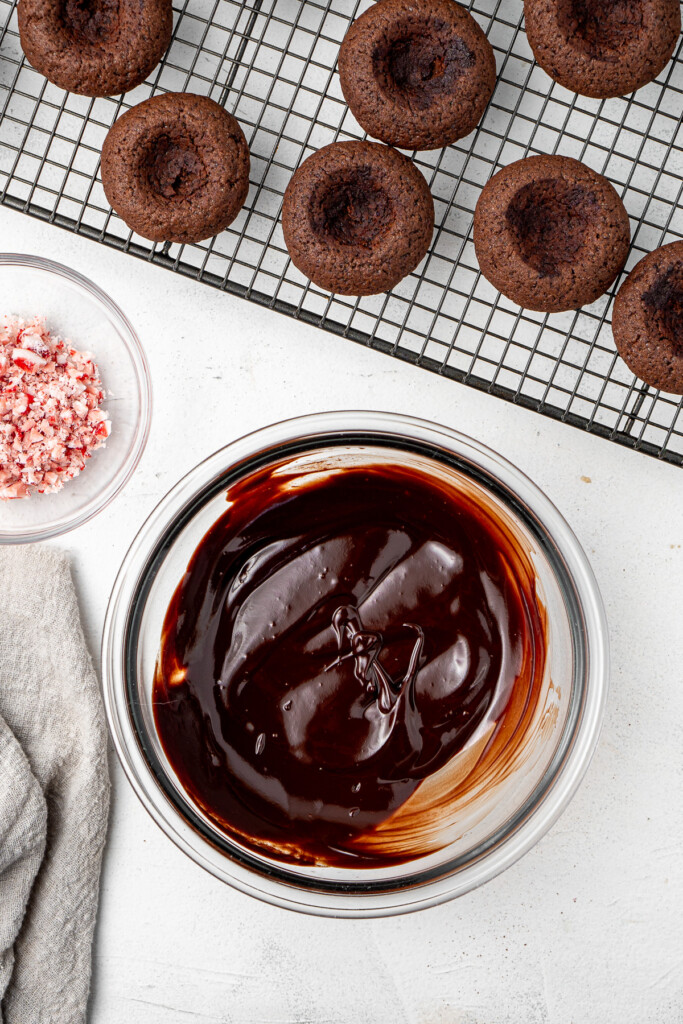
[3,206,682,1024]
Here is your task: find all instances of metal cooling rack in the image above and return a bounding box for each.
[1,0,682,465]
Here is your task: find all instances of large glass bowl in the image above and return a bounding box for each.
[0,254,151,543]
[102,412,608,916]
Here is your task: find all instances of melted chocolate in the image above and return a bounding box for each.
[154,455,546,866]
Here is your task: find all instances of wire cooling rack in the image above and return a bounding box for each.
[1,0,682,465]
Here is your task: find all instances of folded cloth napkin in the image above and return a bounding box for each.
[0,545,110,1023]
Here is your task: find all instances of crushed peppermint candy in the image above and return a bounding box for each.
[0,315,110,499]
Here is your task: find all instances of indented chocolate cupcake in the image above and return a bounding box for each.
[612,241,683,394]
[524,0,680,99]
[18,0,173,97]
[339,0,496,151]
[101,93,250,245]
[473,154,630,312]
[282,140,434,296]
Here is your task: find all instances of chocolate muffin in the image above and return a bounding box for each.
[524,0,680,99]
[339,0,496,151]
[612,241,683,394]
[282,141,434,296]
[101,93,250,245]
[473,154,630,312]
[18,0,172,97]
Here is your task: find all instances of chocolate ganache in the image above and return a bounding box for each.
[153,452,547,867]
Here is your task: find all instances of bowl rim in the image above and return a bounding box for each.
[102,411,609,917]
[0,252,152,543]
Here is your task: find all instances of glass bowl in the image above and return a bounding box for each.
[0,254,152,543]
[102,412,608,917]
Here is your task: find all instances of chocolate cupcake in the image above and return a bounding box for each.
[473,154,630,313]
[338,0,496,151]
[18,0,172,97]
[612,241,683,394]
[524,0,680,99]
[282,141,434,296]
[101,93,250,245]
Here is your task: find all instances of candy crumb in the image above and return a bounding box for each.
[0,314,110,499]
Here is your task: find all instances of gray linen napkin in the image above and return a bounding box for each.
[0,545,110,1023]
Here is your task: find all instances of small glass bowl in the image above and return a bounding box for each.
[103,412,609,917]
[0,254,151,543]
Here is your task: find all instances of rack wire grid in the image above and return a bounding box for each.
[0,0,682,465]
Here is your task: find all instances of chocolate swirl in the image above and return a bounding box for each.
[153,454,547,866]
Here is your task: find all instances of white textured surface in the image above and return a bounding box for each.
[3,207,682,1023]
